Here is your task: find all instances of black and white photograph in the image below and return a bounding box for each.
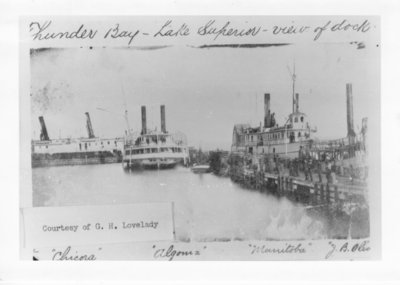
[19,16,380,261]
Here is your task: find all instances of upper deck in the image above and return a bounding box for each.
[124,130,187,149]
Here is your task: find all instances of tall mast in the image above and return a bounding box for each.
[287,61,297,114]
[124,110,131,135]
[292,61,296,113]
[121,82,131,135]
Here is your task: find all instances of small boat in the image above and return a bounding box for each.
[191,164,211,174]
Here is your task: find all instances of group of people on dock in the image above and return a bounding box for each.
[267,153,367,185]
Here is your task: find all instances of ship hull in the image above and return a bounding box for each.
[122,130,190,171]
[31,151,122,168]
[123,157,185,170]
[256,140,312,159]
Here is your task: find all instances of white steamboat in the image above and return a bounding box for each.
[232,67,317,159]
[123,105,189,169]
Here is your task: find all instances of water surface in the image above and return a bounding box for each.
[32,164,326,241]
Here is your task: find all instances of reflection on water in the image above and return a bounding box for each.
[32,164,327,241]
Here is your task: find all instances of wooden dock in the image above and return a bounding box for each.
[230,167,368,210]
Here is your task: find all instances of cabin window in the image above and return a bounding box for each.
[249,147,253,154]
[300,116,304,122]
[294,117,298,123]
[273,148,275,153]
[298,132,301,137]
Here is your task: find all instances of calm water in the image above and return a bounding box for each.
[32,164,327,241]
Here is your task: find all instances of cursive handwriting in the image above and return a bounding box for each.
[152,244,201,261]
[249,243,306,255]
[29,18,373,44]
[325,240,370,259]
[52,246,97,261]
[198,20,261,40]
[313,19,371,41]
[30,21,97,41]
[104,24,140,45]
[153,20,190,37]
[272,24,310,35]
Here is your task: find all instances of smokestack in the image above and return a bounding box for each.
[38,116,50,141]
[85,112,95,139]
[295,93,299,112]
[264,93,271,128]
[141,106,147,135]
[160,105,166,133]
[346,83,356,139]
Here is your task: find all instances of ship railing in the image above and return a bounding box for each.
[312,137,357,149]
[124,131,187,147]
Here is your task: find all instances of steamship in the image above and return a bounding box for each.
[231,65,368,169]
[31,113,124,167]
[122,105,189,169]
[232,69,317,160]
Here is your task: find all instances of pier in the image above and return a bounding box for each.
[225,149,369,238]
[229,152,367,207]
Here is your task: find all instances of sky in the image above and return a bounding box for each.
[30,42,379,150]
